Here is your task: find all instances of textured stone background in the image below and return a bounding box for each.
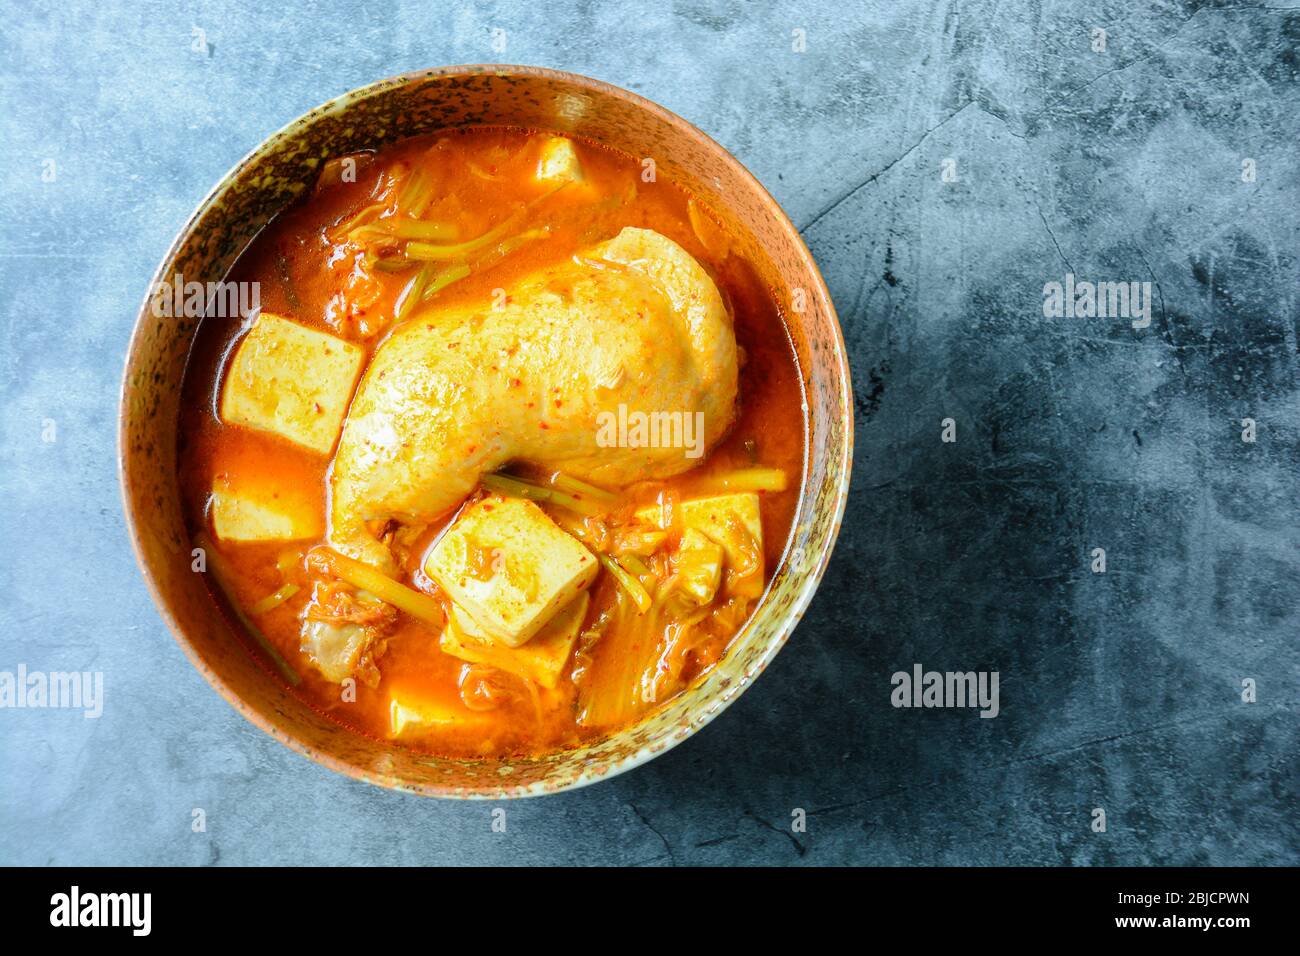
[1,0,1296,865]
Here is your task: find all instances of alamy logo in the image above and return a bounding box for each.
[50,886,151,936]
[149,272,260,319]
[595,404,706,459]
[0,664,103,718]
[1042,273,1152,329]
[890,663,1000,718]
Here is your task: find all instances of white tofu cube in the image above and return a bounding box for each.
[440,592,589,689]
[210,479,322,543]
[219,312,365,455]
[675,528,724,605]
[639,492,765,598]
[388,691,490,739]
[536,136,584,184]
[425,495,598,646]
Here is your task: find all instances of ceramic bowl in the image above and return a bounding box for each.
[119,65,852,797]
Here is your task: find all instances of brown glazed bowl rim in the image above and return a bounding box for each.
[119,65,853,797]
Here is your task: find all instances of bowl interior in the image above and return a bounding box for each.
[120,66,852,797]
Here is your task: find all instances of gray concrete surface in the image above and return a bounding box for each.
[1,0,1296,865]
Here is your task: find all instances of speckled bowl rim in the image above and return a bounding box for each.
[119,65,853,798]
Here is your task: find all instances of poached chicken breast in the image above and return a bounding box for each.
[328,227,739,572]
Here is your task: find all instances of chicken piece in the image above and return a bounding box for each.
[329,227,738,572]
